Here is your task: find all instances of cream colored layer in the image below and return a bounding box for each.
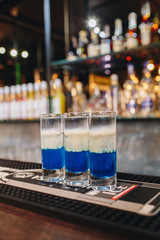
[64,129,89,152]
[89,127,116,153]
[41,129,62,149]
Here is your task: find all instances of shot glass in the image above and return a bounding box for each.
[89,111,117,191]
[40,114,64,182]
[64,112,89,186]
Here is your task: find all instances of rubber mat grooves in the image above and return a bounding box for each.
[0,159,41,170]
[0,183,159,238]
[118,172,160,184]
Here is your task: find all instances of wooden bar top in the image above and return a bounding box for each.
[0,202,127,240]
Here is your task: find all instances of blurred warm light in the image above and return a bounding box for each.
[35,79,41,85]
[99,31,105,38]
[147,62,155,71]
[88,19,96,28]
[0,64,4,69]
[94,26,100,34]
[0,47,6,54]
[130,74,139,84]
[126,56,132,61]
[126,84,132,91]
[90,83,97,89]
[143,82,149,90]
[158,67,160,75]
[145,71,151,78]
[10,49,18,57]
[52,73,58,80]
[71,87,76,97]
[156,75,160,81]
[10,7,19,17]
[154,85,159,93]
[153,23,158,30]
[21,50,29,58]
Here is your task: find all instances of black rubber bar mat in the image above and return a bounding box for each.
[0,158,159,239]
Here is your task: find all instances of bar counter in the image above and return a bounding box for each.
[0,202,126,240]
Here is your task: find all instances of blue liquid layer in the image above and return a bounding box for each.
[90,151,116,179]
[42,148,64,170]
[65,150,89,173]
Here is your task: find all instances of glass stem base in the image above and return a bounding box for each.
[42,168,64,183]
[65,170,89,187]
[90,175,117,191]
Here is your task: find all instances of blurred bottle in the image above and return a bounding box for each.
[52,78,65,114]
[123,64,139,117]
[87,29,99,57]
[139,1,152,46]
[151,13,160,43]
[87,87,106,111]
[67,36,78,60]
[3,86,10,120]
[10,85,16,120]
[139,62,156,117]
[76,30,88,58]
[34,82,41,119]
[15,85,22,120]
[21,84,27,120]
[65,81,72,112]
[0,87,4,121]
[27,83,34,120]
[72,81,87,112]
[112,19,124,52]
[110,74,120,115]
[100,25,111,55]
[40,81,48,114]
[126,12,139,49]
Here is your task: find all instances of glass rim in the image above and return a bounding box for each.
[40,113,62,119]
[90,111,116,117]
[63,112,90,118]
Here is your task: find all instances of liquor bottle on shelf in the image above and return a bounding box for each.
[87,29,99,57]
[15,85,22,120]
[112,19,124,52]
[76,30,88,58]
[64,81,72,112]
[67,36,78,60]
[40,81,48,114]
[100,25,111,55]
[34,82,41,119]
[21,84,27,120]
[151,13,160,43]
[139,1,152,46]
[3,86,10,120]
[126,12,139,49]
[87,87,106,111]
[139,62,156,117]
[27,83,34,120]
[109,74,120,115]
[123,64,139,117]
[10,85,16,120]
[0,87,4,120]
[51,78,65,114]
[73,81,87,112]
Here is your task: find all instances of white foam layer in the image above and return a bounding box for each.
[89,127,116,153]
[41,129,62,149]
[64,129,89,152]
